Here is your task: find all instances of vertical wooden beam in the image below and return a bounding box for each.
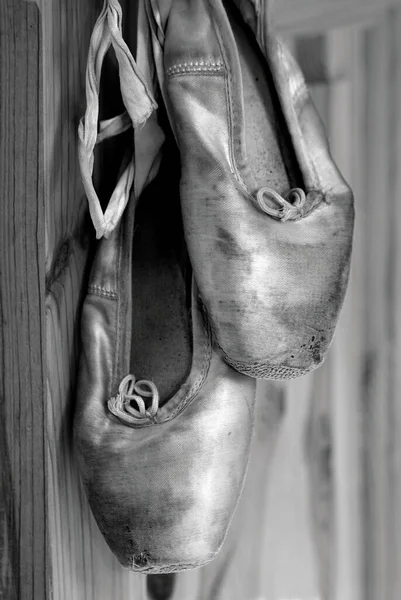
[357,12,401,599]
[325,27,365,600]
[0,1,46,599]
[361,17,393,600]
[388,9,401,598]
[375,8,401,600]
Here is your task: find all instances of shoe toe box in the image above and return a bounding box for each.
[74,356,256,572]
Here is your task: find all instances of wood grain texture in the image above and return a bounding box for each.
[304,362,335,600]
[387,10,401,598]
[0,1,46,599]
[323,28,365,600]
[362,19,392,600]
[41,0,103,273]
[361,10,401,600]
[261,375,320,599]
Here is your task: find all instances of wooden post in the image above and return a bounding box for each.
[362,9,401,600]
[388,10,401,597]
[0,2,46,599]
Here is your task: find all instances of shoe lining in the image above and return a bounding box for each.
[224,0,303,194]
[129,151,193,406]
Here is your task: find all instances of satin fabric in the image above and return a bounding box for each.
[147,0,354,379]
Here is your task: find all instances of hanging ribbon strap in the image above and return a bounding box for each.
[78,0,157,239]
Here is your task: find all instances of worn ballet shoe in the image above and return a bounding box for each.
[74,144,256,572]
[76,0,256,573]
[146,0,354,379]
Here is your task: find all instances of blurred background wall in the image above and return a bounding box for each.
[1,0,401,599]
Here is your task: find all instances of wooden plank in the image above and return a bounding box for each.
[360,18,393,600]
[275,0,400,33]
[304,362,335,600]
[368,8,401,600]
[324,28,365,600]
[0,1,46,599]
[262,375,320,600]
[387,9,401,598]
[353,13,401,600]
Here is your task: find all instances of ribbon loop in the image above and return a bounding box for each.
[108,374,160,425]
[78,0,157,239]
[256,186,306,221]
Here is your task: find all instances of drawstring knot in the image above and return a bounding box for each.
[108,374,159,425]
[256,187,306,221]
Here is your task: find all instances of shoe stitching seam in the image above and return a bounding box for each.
[168,69,225,78]
[132,559,212,573]
[166,60,224,76]
[87,285,118,299]
[168,60,223,67]
[223,352,315,379]
[216,338,328,380]
[204,299,330,378]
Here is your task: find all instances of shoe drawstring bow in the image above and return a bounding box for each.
[108,374,160,425]
[256,187,306,221]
